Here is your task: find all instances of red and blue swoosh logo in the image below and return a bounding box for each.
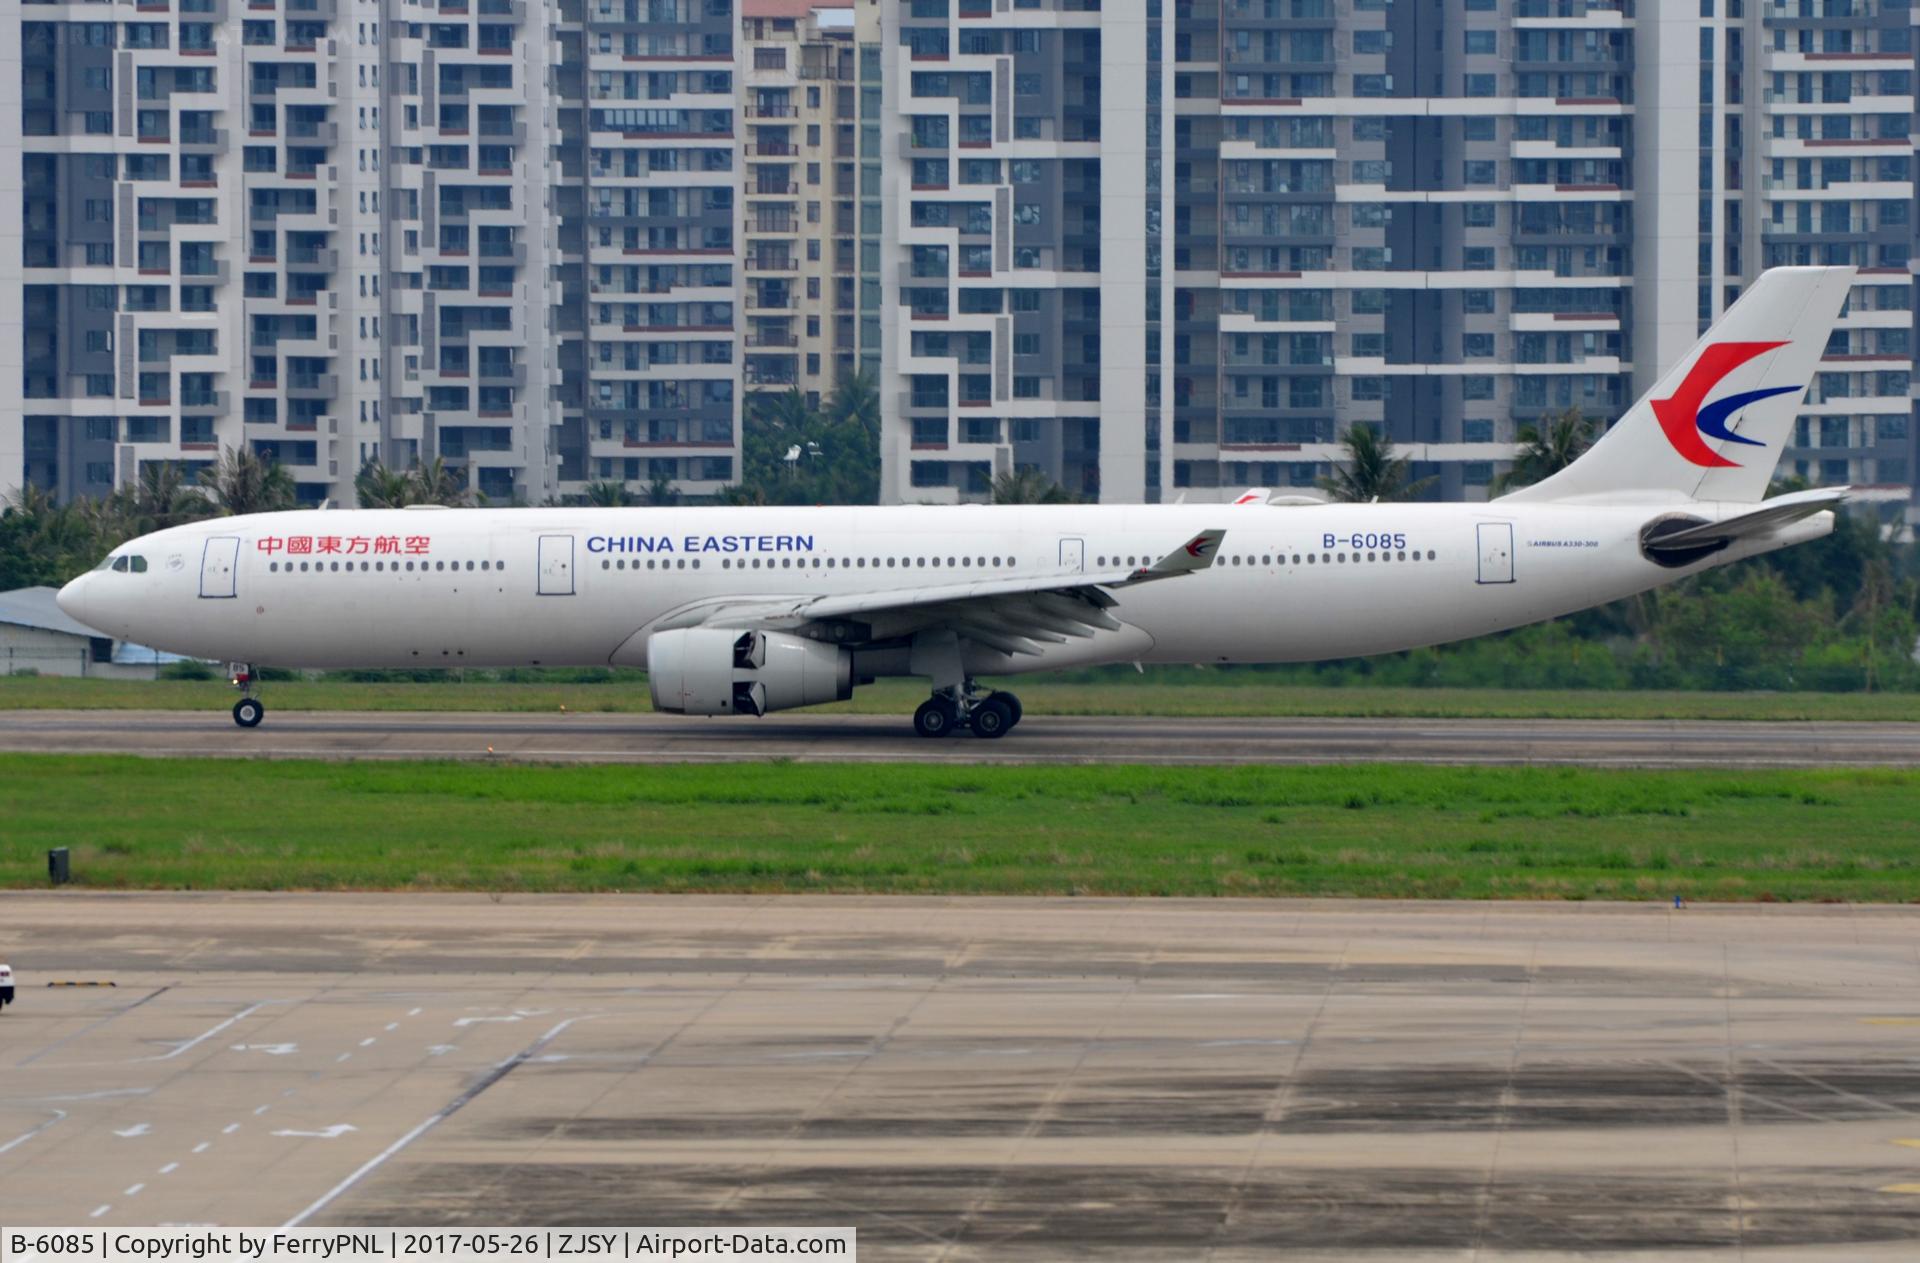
[1651,341,1802,468]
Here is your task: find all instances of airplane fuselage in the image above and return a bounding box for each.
[61,500,1823,675]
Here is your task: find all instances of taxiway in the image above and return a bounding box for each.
[3,894,1919,1257]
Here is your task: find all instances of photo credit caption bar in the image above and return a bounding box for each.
[3,1231,854,1263]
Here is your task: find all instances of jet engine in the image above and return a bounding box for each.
[647,628,853,716]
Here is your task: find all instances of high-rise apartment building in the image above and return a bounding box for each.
[554,0,742,499]
[7,0,564,508]
[4,0,743,508]
[878,0,1919,538]
[739,0,864,407]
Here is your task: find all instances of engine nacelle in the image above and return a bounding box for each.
[647,628,853,716]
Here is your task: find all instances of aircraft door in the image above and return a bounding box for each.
[537,534,576,596]
[199,536,240,598]
[1058,538,1084,572]
[1476,522,1515,585]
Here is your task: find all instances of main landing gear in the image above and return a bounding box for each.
[229,663,265,728]
[912,683,1024,740]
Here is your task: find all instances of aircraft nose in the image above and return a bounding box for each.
[56,573,92,624]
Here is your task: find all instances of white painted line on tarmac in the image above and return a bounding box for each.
[124,1184,144,1197]
[408,1008,423,1017]
[159,1163,179,1175]
[90,1206,110,1219]
[192,1142,211,1154]
[254,1105,271,1115]
[0,1110,68,1156]
[283,1016,596,1228]
[139,1001,283,1063]
[222,1123,240,1135]
[360,1038,376,1047]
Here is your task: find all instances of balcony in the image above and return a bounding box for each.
[179,127,228,154]
[745,332,798,348]
[285,373,338,398]
[285,246,338,271]
[477,363,527,387]
[179,390,227,412]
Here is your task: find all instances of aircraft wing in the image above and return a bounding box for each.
[652,528,1225,656]
[1642,487,1847,556]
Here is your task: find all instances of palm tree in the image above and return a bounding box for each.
[1,485,102,587]
[1490,407,1593,496]
[407,456,469,507]
[643,475,681,506]
[354,459,418,508]
[199,445,296,516]
[1318,423,1433,503]
[126,462,214,533]
[991,466,1074,505]
[582,479,632,507]
[824,368,880,441]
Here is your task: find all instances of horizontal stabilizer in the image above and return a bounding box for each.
[1642,487,1846,561]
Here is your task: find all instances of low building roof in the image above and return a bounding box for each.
[0,586,108,640]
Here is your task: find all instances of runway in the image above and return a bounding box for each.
[4,707,1920,766]
[4,894,1920,1258]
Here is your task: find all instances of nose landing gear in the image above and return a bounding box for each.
[229,664,265,728]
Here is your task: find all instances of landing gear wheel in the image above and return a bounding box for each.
[994,692,1023,727]
[971,696,1015,739]
[233,698,265,728]
[913,697,959,738]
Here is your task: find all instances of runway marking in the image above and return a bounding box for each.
[385,1023,399,1032]
[271,1125,357,1140]
[113,1124,151,1138]
[0,1110,68,1156]
[191,1142,211,1154]
[159,1163,179,1175]
[124,1184,144,1197]
[253,1105,271,1116]
[222,1123,240,1135]
[283,1016,595,1228]
[1880,1183,1920,1194]
[336,1053,352,1063]
[1861,1017,1920,1026]
[89,1206,109,1219]
[139,1001,281,1063]
[360,1038,377,1047]
[407,1008,423,1017]
[1892,1139,1920,1149]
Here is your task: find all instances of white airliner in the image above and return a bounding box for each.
[59,266,1855,738]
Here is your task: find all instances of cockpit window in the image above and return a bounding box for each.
[111,556,129,573]
[94,556,114,571]
[130,556,148,573]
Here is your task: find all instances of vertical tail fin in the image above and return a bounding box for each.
[1500,266,1855,504]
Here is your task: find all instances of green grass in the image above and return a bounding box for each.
[5,755,1917,902]
[2,675,1918,721]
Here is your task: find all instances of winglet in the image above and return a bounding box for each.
[1131,528,1226,581]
